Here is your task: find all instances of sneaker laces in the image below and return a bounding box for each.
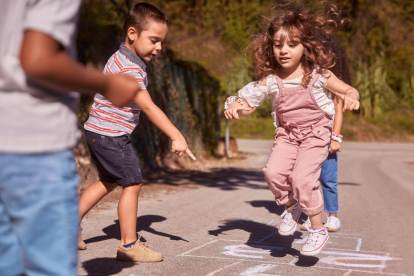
[136,234,153,250]
[304,226,326,246]
[280,210,293,224]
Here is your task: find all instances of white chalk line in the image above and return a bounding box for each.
[178,240,219,256]
[205,260,243,276]
[258,231,279,243]
[342,270,353,276]
[379,253,390,273]
[356,238,362,251]
[289,256,299,265]
[178,239,398,255]
[180,254,406,276]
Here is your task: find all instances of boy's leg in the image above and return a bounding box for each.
[118,183,142,245]
[79,181,117,221]
[320,152,339,215]
[0,151,79,276]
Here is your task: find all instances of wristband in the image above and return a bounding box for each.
[224,96,244,110]
[331,135,342,143]
[332,132,343,139]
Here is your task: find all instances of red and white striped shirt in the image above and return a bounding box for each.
[84,43,147,136]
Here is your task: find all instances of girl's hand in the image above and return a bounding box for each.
[343,92,360,112]
[172,135,196,160]
[224,102,253,120]
[329,140,341,154]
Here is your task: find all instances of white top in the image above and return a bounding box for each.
[0,0,82,153]
[238,69,334,127]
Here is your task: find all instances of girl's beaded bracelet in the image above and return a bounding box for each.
[224,96,244,110]
[331,132,343,143]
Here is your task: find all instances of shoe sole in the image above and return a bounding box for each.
[116,256,163,263]
[300,235,329,256]
[278,223,298,236]
[325,226,340,232]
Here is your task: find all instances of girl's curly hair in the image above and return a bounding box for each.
[252,0,349,85]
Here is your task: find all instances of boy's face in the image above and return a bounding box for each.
[127,21,168,62]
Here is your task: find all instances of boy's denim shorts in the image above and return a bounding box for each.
[0,150,79,276]
[85,130,143,186]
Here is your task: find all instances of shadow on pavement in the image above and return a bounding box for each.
[208,219,319,266]
[81,257,135,276]
[338,182,361,186]
[247,200,308,224]
[84,215,188,244]
[145,167,267,191]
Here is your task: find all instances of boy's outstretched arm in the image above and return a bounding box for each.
[20,30,138,107]
[330,96,344,154]
[134,89,196,160]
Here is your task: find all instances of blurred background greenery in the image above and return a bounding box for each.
[77,0,414,169]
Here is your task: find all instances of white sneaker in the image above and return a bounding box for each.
[324,216,341,232]
[300,217,311,231]
[300,227,329,256]
[278,203,301,236]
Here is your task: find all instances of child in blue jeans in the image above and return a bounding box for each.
[300,35,351,232]
[300,96,343,232]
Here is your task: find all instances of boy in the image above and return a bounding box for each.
[78,3,195,262]
[0,1,139,276]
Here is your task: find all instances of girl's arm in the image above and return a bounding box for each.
[330,96,343,154]
[224,77,266,120]
[324,70,360,112]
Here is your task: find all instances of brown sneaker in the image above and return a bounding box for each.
[116,236,163,262]
[78,228,86,250]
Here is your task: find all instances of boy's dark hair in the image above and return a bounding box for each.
[123,3,168,37]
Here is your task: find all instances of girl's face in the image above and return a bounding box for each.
[128,20,168,62]
[273,29,304,72]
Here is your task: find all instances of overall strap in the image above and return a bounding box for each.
[308,68,323,87]
[273,73,285,89]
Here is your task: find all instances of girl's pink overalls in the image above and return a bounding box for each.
[263,71,332,216]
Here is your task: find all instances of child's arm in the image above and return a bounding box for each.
[134,89,196,160]
[324,70,360,112]
[20,30,138,107]
[330,96,343,154]
[224,77,267,120]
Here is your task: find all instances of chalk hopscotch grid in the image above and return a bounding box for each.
[177,239,405,276]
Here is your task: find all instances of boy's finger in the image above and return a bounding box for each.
[186,148,196,160]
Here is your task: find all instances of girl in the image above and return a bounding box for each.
[224,1,359,256]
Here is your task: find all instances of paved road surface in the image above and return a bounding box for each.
[78,140,414,276]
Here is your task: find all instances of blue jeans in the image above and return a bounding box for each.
[320,152,338,214]
[0,151,79,276]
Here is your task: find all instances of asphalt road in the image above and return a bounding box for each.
[78,140,414,276]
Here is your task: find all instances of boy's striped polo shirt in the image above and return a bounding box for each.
[84,43,147,136]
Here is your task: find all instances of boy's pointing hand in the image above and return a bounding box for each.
[186,148,196,161]
[172,136,197,161]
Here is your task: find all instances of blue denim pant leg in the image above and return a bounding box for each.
[0,151,79,276]
[320,152,339,214]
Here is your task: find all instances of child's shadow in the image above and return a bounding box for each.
[208,219,318,266]
[81,257,135,276]
[247,200,308,224]
[84,214,189,244]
